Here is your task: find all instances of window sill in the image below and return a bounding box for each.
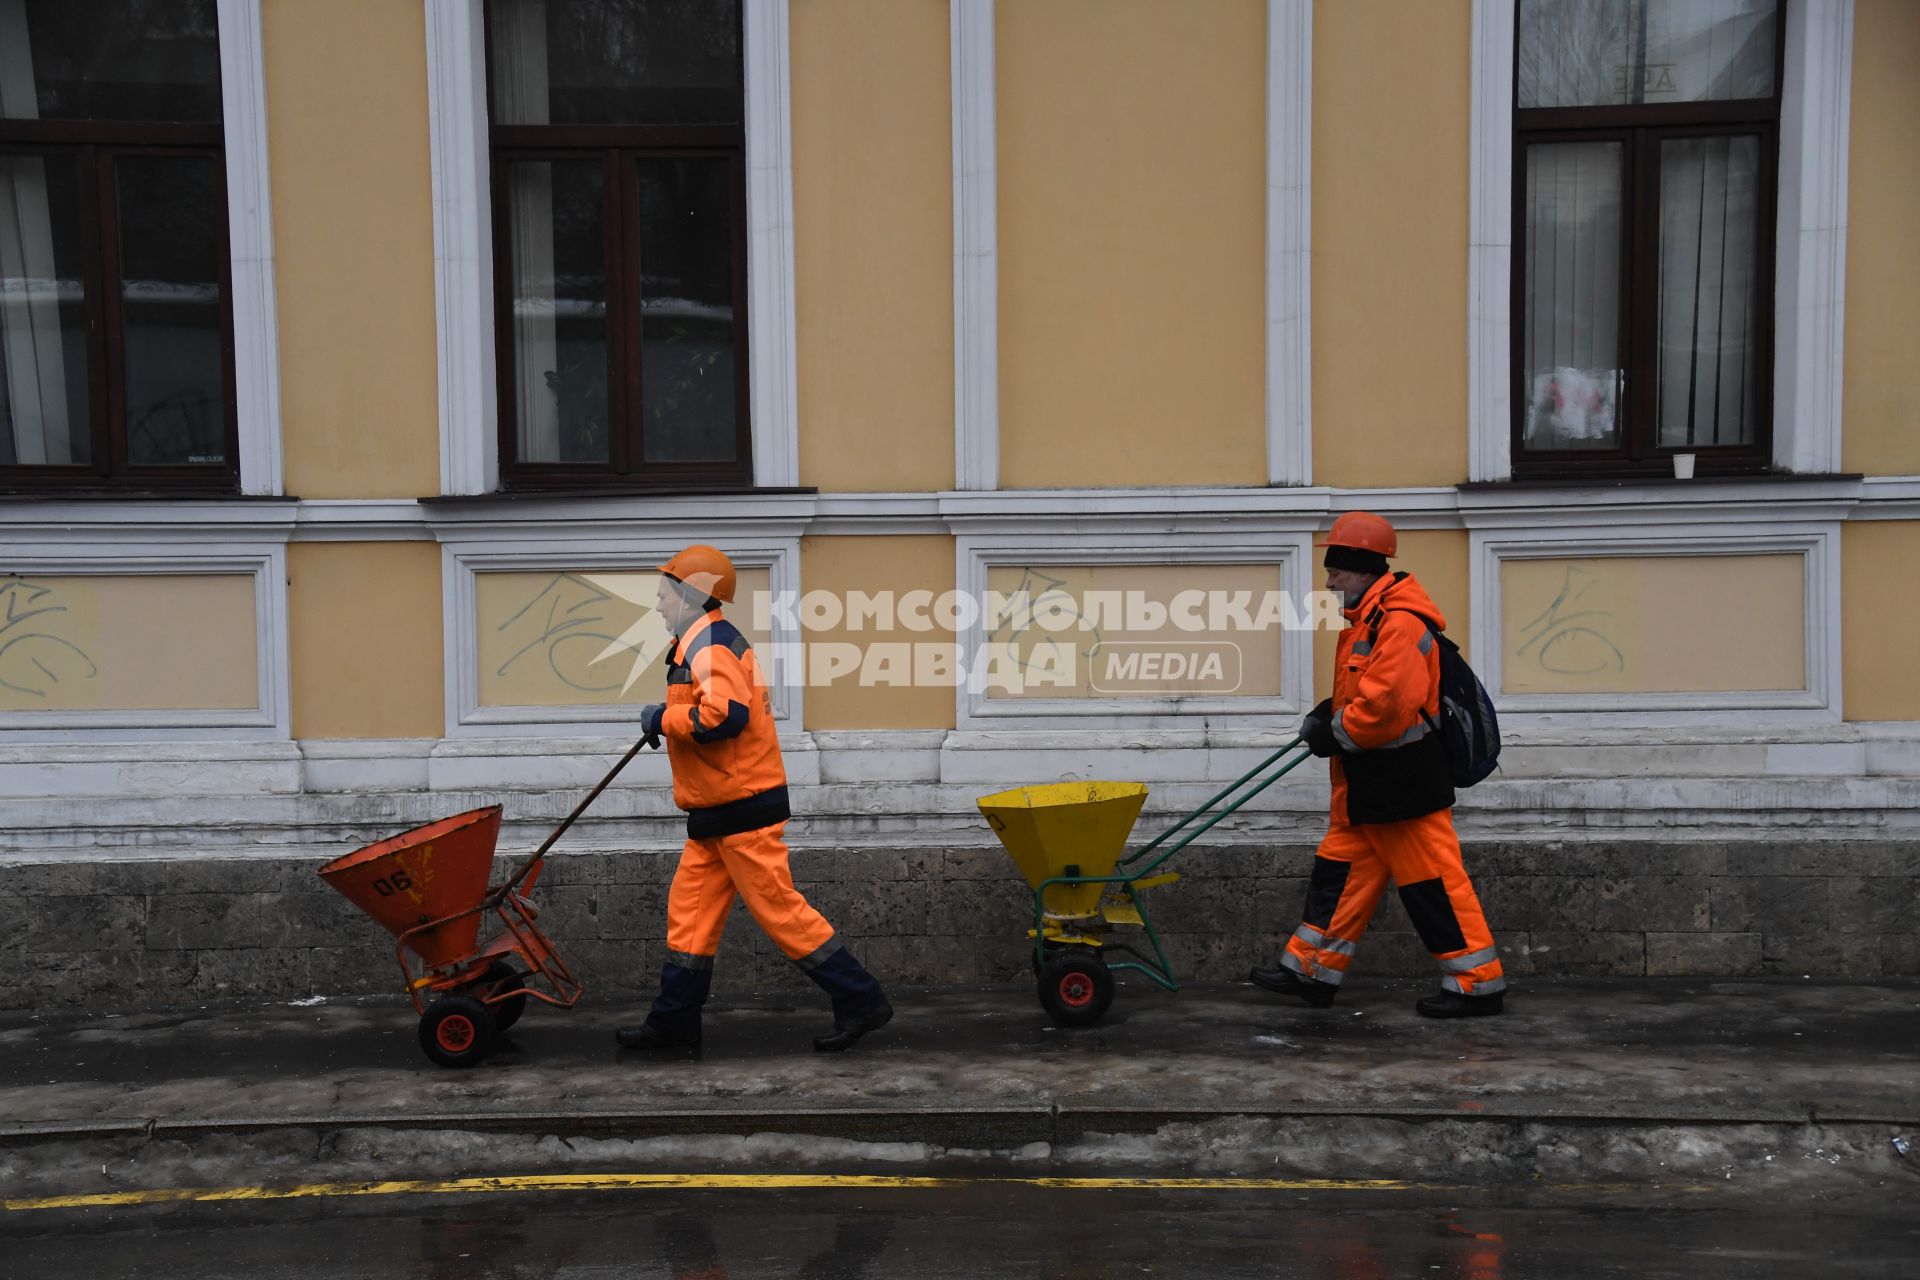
[0,488,272,502]
[1460,472,1862,493]
[418,485,818,505]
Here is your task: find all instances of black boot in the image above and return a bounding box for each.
[616,958,710,1050]
[1415,989,1505,1019]
[614,1021,702,1049]
[801,945,893,1052]
[813,997,894,1052]
[1249,964,1338,1008]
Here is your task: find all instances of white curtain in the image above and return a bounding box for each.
[493,0,562,463]
[1657,134,1759,447]
[1523,142,1623,449]
[0,0,78,466]
[1520,0,1778,107]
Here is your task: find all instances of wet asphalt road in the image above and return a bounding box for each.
[4,1184,1915,1279]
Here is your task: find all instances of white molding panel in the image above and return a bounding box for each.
[439,525,805,738]
[0,545,291,739]
[1469,522,1843,723]
[951,527,1318,730]
[951,0,999,492]
[1266,0,1313,487]
[425,0,499,496]
[216,0,284,496]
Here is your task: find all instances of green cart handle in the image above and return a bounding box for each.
[1116,738,1313,876]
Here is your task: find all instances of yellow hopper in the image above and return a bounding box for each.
[978,780,1148,919]
[976,742,1315,1027]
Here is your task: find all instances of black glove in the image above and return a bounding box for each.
[1299,697,1338,757]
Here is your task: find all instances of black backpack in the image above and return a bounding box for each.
[1367,599,1501,789]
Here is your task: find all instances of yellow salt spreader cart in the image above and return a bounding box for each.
[977,740,1311,1026]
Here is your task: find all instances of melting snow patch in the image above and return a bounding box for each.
[289,996,328,1007]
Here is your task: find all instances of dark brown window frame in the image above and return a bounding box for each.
[1511,3,1787,480]
[484,10,753,492]
[0,118,239,493]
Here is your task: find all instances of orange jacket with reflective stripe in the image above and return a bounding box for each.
[1328,572,1453,825]
[660,611,786,823]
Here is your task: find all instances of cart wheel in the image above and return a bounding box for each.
[419,994,495,1069]
[479,962,529,1033]
[1038,951,1114,1027]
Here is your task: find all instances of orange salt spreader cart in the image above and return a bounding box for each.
[318,732,654,1068]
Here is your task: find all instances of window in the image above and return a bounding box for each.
[0,0,236,491]
[1514,0,1783,477]
[485,0,750,489]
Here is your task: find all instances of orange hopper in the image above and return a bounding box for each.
[319,806,503,968]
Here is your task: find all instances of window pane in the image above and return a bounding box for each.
[1522,142,1624,452]
[1519,0,1778,108]
[0,0,222,122]
[116,154,226,467]
[507,159,609,465]
[635,157,736,464]
[1657,135,1760,449]
[489,0,742,126]
[0,152,90,466]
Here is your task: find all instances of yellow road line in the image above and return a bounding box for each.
[6,1173,1424,1212]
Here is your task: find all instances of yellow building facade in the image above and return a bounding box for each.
[2,0,1916,999]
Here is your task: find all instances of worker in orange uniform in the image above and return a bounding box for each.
[1251,512,1507,1018]
[616,544,893,1052]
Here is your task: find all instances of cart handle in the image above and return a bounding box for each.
[486,730,658,908]
[1116,738,1312,875]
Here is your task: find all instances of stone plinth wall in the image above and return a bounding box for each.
[5,839,1916,1011]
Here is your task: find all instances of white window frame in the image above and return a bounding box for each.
[1468,0,1854,481]
[426,0,799,496]
[215,0,285,495]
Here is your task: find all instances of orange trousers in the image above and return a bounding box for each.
[1281,809,1505,996]
[664,821,839,968]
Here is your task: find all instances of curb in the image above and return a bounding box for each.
[4,1102,1913,1149]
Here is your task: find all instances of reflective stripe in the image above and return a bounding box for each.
[1331,709,1360,753]
[1334,710,1430,753]
[1375,718,1433,750]
[1349,640,1373,657]
[1292,923,1356,957]
[1440,946,1499,973]
[1441,974,1463,994]
[792,934,841,972]
[1473,977,1508,995]
[666,950,715,971]
[1417,630,1434,655]
[1283,950,1346,985]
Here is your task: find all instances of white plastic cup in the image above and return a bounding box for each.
[1673,452,1696,480]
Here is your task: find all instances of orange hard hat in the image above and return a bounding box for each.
[1316,511,1397,557]
[657,543,737,603]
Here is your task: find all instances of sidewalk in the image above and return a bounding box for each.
[3,978,1917,1200]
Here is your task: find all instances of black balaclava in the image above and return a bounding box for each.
[1323,546,1389,576]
